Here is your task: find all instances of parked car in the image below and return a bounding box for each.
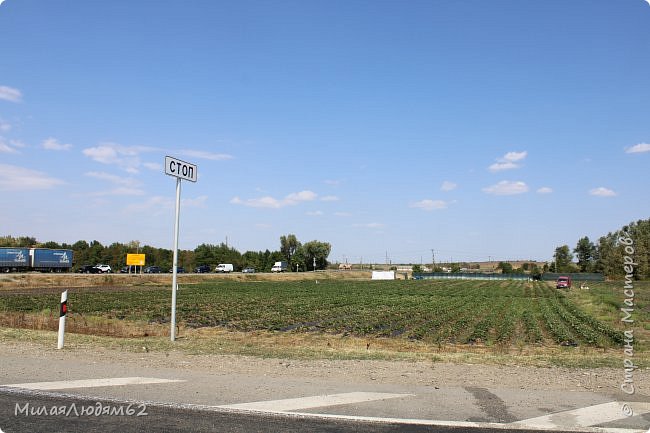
[195,264,211,273]
[556,276,572,289]
[144,266,162,274]
[169,267,185,273]
[94,264,112,273]
[77,264,100,274]
[120,265,139,273]
[242,267,255,273]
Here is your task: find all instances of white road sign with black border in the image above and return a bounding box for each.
[164,156,197,182]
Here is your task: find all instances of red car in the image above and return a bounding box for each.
[556,276,572,289]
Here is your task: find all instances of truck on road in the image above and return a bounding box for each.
[271,261,288,272]
[1,247,73,273]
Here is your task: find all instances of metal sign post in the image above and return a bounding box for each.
[164,156,197,341]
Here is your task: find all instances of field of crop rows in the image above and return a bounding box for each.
[1,280,637,348]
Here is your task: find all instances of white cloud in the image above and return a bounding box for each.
[231,190,317,209]
[410,199,448,211]
[483,180,529,195]
[440,181,457,191]
[82,143,154,173]
[536,187,553,194]
[306,210,324,216]
[83,143,234,173]
[0,85,22,102]
[488,161,519,172]
[180,149,234,161]
[625,143,650,154]
[0,119,11,132]
[321,195,339,202]
[42,137,72,151]
[589,187,617,197]
[284,190,317,204]
[503,151,527,162]
[76,172,145,197]
[0,164,65,191]
[0,137,18,154]
[489,151,527,172]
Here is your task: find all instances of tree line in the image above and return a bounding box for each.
[552,218,650,279]
[0,234,331,273]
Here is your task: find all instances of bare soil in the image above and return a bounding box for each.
[1,335,647,397]
[0,270,371,291]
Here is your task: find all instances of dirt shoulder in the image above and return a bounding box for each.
[0,337,646,398]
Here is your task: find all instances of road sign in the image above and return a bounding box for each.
[165,155,197,342]
[126,253,145,266]
[164,156,197,183]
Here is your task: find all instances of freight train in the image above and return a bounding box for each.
[0,247,73,272]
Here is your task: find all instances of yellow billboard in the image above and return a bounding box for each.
[126,254,145,266]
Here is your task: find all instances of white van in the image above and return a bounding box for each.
[271,261,288,272]
[215,263,234,273]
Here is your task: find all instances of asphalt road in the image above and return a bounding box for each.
[0,391,579,433]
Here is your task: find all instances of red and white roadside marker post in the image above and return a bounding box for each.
[57,290,68,349]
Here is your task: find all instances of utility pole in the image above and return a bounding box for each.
[431,249,435,271]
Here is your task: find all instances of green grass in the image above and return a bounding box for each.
[0,279,636,350]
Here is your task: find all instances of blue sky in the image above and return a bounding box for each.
[1,0,648,264]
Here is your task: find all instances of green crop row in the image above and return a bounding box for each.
[0,280,628,348]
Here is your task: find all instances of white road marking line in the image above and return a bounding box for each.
[219,391,412,412]
[512,401,650,429]
[2,377,185,391]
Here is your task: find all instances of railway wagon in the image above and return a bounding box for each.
[0,247,73,272]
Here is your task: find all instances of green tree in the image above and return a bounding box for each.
[280,234,300,270]
[574,236,596,272]
[292,245,307,271]
[302,240,331,271]
[553,245,574,273]
[497,261,513,274]
[595,232,623,277]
